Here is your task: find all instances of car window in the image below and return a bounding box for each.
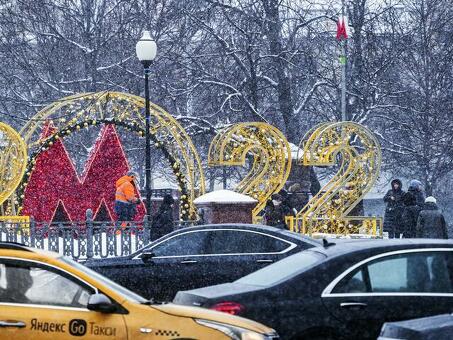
[334,269,367,293]
[0,261,94,308]
[209,230,289,254]
[333,251,453,294]
[236,250,325,286]
[151,231,209,257]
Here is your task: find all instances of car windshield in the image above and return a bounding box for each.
[236,250,325,286]
[60,256,148,304]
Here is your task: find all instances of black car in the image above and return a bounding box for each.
[85,224,319,301]
[378,314,453,340]
[174,239,453,340]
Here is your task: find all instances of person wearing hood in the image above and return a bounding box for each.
[383,179,405,238]
[401,192,422,238]
[264,194,288,229]
[408,179,425,208]
[114,171,140,223]
[151,194,175,240]
[416,196,448,239]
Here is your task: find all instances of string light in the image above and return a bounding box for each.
[15,118,194,221]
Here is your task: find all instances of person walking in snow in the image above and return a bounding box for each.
[383,179,405,238]
[114,171,140,224]
[407,179,425,208]
[264,194,288,229]
[151,194,175,240]
[416,196,448,239]
[401,192,421,238]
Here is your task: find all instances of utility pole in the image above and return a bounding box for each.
[340,0,348,121]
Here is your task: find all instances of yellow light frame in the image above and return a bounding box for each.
[0,122,27,212]
[18,91,205,219]
[290,121,382,236]
[208,122,292,222]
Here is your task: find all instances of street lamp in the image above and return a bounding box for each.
[136,31,157,221]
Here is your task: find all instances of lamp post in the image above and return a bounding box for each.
[136,31,157,220]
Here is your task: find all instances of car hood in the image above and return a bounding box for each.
[153,303,274,334]
[173,282,261,305]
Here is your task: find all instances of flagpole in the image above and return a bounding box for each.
[341,0,347,122]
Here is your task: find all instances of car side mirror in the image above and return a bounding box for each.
[87,293,116,313]
[140,250,155,262]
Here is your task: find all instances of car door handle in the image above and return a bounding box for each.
[256,259,274,263]
[340,302,367,309]
[180,260,198,264]
[0,320,26,328]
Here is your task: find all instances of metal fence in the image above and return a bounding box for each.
[0,215,195,260]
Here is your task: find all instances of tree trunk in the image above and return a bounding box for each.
[262,0,295,142]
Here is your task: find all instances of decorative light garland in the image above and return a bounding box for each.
[208,122,292,222]
[16,119,192,221]
[292,121,382,236]
[18,91,204,220]
[0,122,27,216]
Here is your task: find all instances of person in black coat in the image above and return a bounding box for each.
[408,179,425,208]
[264,194,289,229]
[151,194,175,241]
[383,179,405,238]
[401,192,421,238]
[279,189,295,219]
[416,196,448,239]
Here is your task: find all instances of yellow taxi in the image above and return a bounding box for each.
[0,242,278,339]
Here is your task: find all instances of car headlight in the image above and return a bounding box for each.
[195,319,278,340]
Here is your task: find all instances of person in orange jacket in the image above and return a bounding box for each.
[114,171,140,223]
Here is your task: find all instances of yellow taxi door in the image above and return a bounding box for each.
[0,305,127,339]
[0,258,127,339]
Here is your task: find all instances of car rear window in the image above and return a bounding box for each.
[236,250,325,286]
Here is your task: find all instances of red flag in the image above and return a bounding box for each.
[336,17,348,40]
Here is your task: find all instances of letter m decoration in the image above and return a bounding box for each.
[22,124,145,222]
[336,16,348,41]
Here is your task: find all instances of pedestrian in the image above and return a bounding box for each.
[263,194,287,229]
[416,196,448,239]
[151,194,175,240]
[408,179,425,208]
[383,179,405,238]
[279,189,295,219]
[287,183,309,214]
[114,171,140,225]
[401,192,421,238]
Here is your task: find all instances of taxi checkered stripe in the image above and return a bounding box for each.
[155,329,180,336]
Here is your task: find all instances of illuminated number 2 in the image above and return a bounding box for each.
[0,122,27,213]
[293,121,382,236]
[208,122,292,223]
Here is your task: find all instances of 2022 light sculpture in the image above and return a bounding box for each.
[1,89,382,236]
[290,121,382,236]
[208,122,292,223]
[0,122,27,220]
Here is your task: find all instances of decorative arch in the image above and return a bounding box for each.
[17,92,205,220]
